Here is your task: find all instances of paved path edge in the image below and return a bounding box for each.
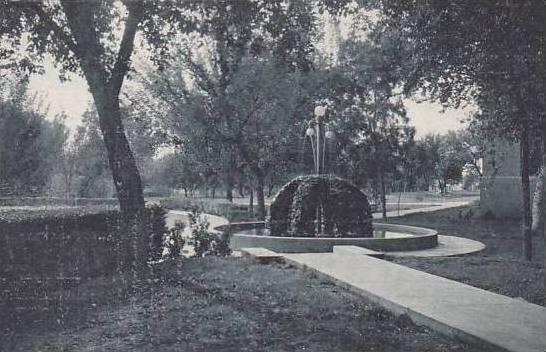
[279,254,530,352]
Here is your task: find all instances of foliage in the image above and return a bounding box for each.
[0,0,171,215]
[164,220,186,259]
[370,0,544,257]
[372,0,544,138]
[150,152,203,197]
[143,54,315,217]
[308,37,415,218]
[51,105,162,199]
[68,108,113,198]
[269,175,373,237]
[146,204,168,260]
[133,0,325,218]
[187,207,231,257]
[1,204,168,269]
[1,204,170,288]
[434,132,475,193]
[0,205,117,228]
[0,78,67,195]
[400,131,482,193]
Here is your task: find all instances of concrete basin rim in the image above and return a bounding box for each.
[215,221,437,239]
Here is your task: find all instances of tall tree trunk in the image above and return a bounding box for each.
[248,187,254,215]
[379,170,387,221]
[61,0,146,217]
[225,168,233,202]
[268,182,275,198]
[543,124,546,287]
[520,122,532,260]
[95,96,145,214]
[94,95,147,272]
[56,1,148,273]
[531,166,544,235]
[255,171,266,221]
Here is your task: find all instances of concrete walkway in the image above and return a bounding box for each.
[280,250,546,352]
[385,234,486,257]
[374,198,485,257]
[372,199,477,219]
[166,210,229,232]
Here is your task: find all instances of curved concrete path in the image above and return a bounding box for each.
[168,198,482,257]
[386,235,486,257]
[371,198,485,257]
[372,199,476,219]
[166,210,229,232]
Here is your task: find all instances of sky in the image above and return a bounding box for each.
[28,66,470,139]
[25,9,471,139]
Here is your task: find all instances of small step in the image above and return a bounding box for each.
[333,245,385,258]
[240,247,284,263]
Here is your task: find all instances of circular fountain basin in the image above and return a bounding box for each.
[215,222,438,253]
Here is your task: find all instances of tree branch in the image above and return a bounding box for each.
[109,0,145,97]
[60,1,108,87]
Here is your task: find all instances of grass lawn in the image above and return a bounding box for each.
[2,257,493,352]
[387,204,545,306]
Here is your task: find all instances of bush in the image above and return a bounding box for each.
[147,204,169,261]
[164,220,186,259]
[0,196,120,207]
[186,207,231,257]
[0,204,170,278]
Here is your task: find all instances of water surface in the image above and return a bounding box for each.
[236,228,413,238]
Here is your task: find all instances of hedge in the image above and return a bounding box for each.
[1,205,167,280]
[0,197,120,207]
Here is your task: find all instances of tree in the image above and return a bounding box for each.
[329,37,413,219]
[134,0,321,219]
[407,134,443,191]
[532,167,544,235]
[435,131,477,194]
[0,78,67,195]
[0,1,153,215]
[147,55,312,220]
[152,152,202,198]
[371,0,544,260]
[70,108,114,198]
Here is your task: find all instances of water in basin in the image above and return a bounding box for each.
[236,228,413,238]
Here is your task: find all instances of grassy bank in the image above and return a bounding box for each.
[3,257,492,352]
[387,204,545,306]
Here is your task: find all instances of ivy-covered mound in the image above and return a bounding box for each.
[268,175,373,237]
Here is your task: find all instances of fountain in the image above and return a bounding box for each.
[268,175,373,237]
[216,104,439,254]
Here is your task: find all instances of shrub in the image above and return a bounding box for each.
[147,204,169,261]
[164,220,186,259]
[186,207,231,257]
[0,204,170,278]
[0,196,120,207]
